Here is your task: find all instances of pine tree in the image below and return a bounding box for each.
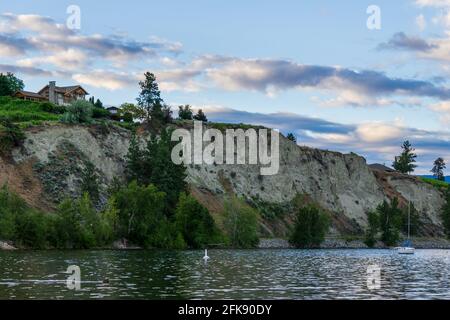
[136,72,163,124]
[431,157,446,181]
[286,133,297,143]
[94,99,103,109]
[393,140,417,174]
[125,134,144,183]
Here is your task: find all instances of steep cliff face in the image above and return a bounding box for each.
[0,123,445,237]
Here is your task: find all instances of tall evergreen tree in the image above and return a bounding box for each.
[125,129,187,213]
[431,157,446,181]
[392,140,417,174]
[286,133,297,143]
[136,72,163,124]
[94,99,104,109]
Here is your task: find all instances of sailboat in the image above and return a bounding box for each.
[397,201,415,255]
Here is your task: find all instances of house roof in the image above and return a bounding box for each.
[106,106,119,110]
[369,163,396,172]
[15,90,47,99]
[38,85,89,95]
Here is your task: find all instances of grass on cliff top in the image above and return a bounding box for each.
[420,177,449,190]
[0,96,62,123]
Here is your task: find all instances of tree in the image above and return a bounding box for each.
[94,99,103,109]
[431,157,446,181]
[54,194,101,249]
[113,181,180,248]
[142,129,187,211]
[175,193,222,248]
[136,72,163,123]
[392,140,417,174]
[377,198,403,246]
[193,109,208,122]
[125,129,187,212]
[223,197,260,248]
[289,205,330,248]
[178,105,193,120]
[120,102,144,122]
[0,73,24,96]
[80,162,100,204]
[364,210,380,248]
[61,100,93,124]
[286,133,297,143]
[442,185,450,239]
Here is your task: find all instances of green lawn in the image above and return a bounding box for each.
[420,177,449,190]
[0,96,63,123]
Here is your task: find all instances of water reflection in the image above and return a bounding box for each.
[0,249,450,299]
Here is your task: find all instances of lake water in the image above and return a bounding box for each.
[1,249,450,300]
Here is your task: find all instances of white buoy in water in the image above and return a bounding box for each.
[203,249,210,262]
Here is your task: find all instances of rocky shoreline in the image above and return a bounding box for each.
[258,238,450,249]
[3,238,450,251]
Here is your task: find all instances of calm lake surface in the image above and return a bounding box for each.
[1,249,450,300]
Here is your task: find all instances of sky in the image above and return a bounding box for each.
[1,0,450,174]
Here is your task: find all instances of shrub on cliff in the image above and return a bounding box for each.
[0,119,25,155]
[289,205,330,248]
[61,100,93,124]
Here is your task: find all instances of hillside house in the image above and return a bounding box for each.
[15,81,89,106]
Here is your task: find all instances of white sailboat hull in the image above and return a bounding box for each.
[397,247,415,254]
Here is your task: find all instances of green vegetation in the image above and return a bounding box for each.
[289,205,330,248]
[286,133,297,143]
[175,193,223,248]
[0,73,24,97]
[393,140,417,174]
[178,105,194,120]
[442,185,450,239]
[223,197,260,248]
[420,177,449,190]
[431,157,446,181]
[0,186,113,249]
[363,198,417,247]
[126,128,187,210]
[61,100,93,124]
[193,109,208,122]
[80,162,100,204]
[364,211,379,248]
[0,119,25,155]
[0,96,61,123]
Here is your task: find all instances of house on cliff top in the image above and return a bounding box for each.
[14,81,89,106]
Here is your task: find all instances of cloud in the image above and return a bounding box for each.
[416,14,427,31]
[378,32,437,52]
[0,63,53,76]
[201,57,450,102]
[0,13,182,67]
[416,0,450,7]
[72,70,139,90]
[0,33,35,56]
